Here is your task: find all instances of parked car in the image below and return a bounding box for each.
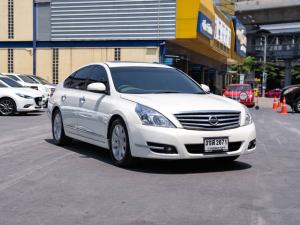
[265,88,282,98]
[48,62,256,167]
[223,84,255,107]
[27,75,56,96]
[3,73,50,106]
[280,84,300,113]
[0,75,44,116]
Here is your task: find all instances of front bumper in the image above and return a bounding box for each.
[16,97,44,112]
[129,123,256,159]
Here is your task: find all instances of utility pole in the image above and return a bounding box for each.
[33,0,37,76]
[262,34,267,97]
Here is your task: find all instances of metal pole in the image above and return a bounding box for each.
[262,35,267,97]
[33,0,37,76]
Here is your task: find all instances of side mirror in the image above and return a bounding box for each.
[201,84,210,93]
[87,82,107,93]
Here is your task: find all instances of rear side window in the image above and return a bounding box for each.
[0,82,6,88]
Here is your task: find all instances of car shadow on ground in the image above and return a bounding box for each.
[45,139,252,174]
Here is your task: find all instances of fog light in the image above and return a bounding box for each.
[24,104,32,108]
[147,142,177,154]
[248,139,256,150]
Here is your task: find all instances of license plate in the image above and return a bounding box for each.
[204,137,229,153]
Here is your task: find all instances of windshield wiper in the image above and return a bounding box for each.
[154,91,183,94]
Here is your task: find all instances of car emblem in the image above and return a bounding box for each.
[209,116,219,126]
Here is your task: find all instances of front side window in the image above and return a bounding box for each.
[19,75,38,84]
[0,77,22,87]
[86,66,108,85]
[0,82,6,88]
[110,67,205,94]
[64,66,93,90]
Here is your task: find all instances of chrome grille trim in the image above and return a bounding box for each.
[174,111,241,131]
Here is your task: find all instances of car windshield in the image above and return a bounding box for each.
[19,75,39,84]
[0,77,23,87]
[35,77,51,85]
[227,85,251,92]
[110,67,205,94]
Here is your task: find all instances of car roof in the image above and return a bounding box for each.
[104,62,171,68]
[1,73,21,76]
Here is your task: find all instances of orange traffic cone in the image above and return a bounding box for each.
[272,97,279,110]
[280,97,288,115]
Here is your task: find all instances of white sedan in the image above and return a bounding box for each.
[3,73,50,105]
[48,62,256,167]
[0,76,44,116]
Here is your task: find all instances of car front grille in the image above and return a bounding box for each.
[174,111,241,131]
[185,142,243,154]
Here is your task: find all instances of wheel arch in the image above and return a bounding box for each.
[107,114,127,139]
[51,106,61,122]
[0,96,17,110]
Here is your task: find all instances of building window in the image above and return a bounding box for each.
[114,48,121,61]
[8,49,14,73]
[52,48,59,84]
[8,0,14,39]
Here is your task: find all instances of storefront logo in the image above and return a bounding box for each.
[233,17,247,57]
[214,15,231,49]
[197,13,214,39]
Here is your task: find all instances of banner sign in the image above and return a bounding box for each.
[197,12,214,39]
[214,15,231,49]
[233,17,247,56]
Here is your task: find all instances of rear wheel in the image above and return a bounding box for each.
[52,110,72,145]
[109,118,133,167]
[294,97,300,113]
[0,98,16,116]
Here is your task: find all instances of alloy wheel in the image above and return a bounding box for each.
[0,99,15,116]
[53,112,62,141]
[111,124,127,161]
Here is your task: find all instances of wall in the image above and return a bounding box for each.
[0,0,33,41]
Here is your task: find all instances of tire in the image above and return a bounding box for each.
[0,97,16,116]
[215,156,239,163]
[52,110,72,146]
[294,97,300,113]
[109,118,133,167]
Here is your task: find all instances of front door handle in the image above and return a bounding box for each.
[80,96,85,104]
[61,95,67,102]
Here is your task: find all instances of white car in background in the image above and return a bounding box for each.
[0,76,44,116]
[27,75,56,97]
[3,73,50,105]
[48,62,256,167]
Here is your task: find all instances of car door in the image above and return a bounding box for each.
[60,67,90,134]
[77,65,110,143]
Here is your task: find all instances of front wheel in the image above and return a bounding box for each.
[0,98,16,116]
[109,119,133,167]
[52,110,72,146]
[294,98,300,113]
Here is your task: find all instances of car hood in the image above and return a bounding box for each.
[10,88,43,98]
[120,93,244,114]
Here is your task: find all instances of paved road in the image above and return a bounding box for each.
[0,107,299,225]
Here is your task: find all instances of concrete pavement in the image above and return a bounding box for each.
[0,107,299,225]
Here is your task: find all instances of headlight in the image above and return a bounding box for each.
[135,104,175,128]
[16,93,33,99]
[242,107,253,126]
